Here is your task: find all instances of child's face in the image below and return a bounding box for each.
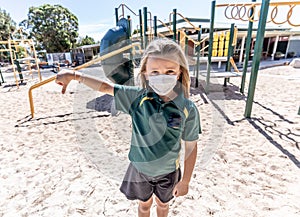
[144,56,181,80]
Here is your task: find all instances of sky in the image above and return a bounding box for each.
[0,0,295,42]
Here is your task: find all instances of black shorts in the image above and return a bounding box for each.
[120,163,181,203]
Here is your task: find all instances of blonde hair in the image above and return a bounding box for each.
[138,38,190,98]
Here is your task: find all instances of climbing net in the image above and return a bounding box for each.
[217,1,300,27]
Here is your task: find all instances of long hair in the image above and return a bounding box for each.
[138,38,190,98]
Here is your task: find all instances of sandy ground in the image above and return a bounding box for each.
[0,64,299,217]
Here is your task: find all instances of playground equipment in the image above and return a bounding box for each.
[25,2,250,117]
[214,0,300,117]
[203,1,245,94]
[0,37,42,87]
[28,42,142,118]
[100,17,134,85]
[152,8,241,89]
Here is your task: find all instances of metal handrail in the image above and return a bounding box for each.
[28,42,142,118]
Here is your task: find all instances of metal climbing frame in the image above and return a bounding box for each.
[0,39,42,88]
[214,0,300,117]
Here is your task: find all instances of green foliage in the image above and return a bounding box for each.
[0,8,16,41]
[20,4,79,53]
[77,35,96,46]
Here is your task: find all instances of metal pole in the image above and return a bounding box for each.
[127,15,134,86]
[226,23,235,71]
[240,0,256,93]
[139,9,144,49]
[115,8,119,25]
[244,0,270,118]
[173,9,177,42]
[195,25,202,88]
[185,30,189,56]
[271,35,279,60]
[206,0,216,94]
[127,16,132,39]
[143,7,148,48]
[239,36,246,65]
[154,16,158,38]
[0,68,4,85]
[224,23,235,86]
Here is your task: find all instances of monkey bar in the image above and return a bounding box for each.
[214,1,300,117]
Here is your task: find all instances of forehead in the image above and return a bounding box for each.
[146,56,180,69]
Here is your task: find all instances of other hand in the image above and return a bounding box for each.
[55,69,74,94]
[173,181,189,197]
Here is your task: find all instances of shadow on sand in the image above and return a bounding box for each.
[191,79,300,169]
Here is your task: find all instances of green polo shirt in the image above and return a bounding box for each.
[114,84,201,177]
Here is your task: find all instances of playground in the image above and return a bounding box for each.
[0,62,299,216]
[0,1,300,216]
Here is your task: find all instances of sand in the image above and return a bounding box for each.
[0,64,299,217]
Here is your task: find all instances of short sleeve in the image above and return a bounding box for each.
[182,103,201,141]
[114,84,142,114]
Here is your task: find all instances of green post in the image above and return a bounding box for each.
[0,68,4,85]
[172,9,177,42]
[143,7,148,48]
[185,30,189,56]
[14,53,24,83]
[240,0,256,93]
[206,0,216,94]
[139,9,144,49]
[195,25,202,88]
[244,0,270,118]
[127,16,131,39]
[224,23,235,86]
[226,24,235,72]
[127,15,134,86]
[115,8,119,25]
[154,16,158,38]
[177,31,180,44]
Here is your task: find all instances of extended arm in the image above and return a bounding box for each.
[56,69,114,95]
[173,140,197,197]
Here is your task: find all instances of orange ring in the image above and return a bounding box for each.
[239,5,249,22]
[287,5,300,27]
[231,5,240,20]
[247,4,258,22]
[225,4,234,19]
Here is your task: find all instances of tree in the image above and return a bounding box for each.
[20,4,79,53]
[0,8,16,61]
[0,8,16,41]
[77,35,96,46]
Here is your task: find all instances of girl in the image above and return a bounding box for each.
[56,38,201,217]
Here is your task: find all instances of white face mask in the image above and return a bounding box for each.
[148,74,177,96]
